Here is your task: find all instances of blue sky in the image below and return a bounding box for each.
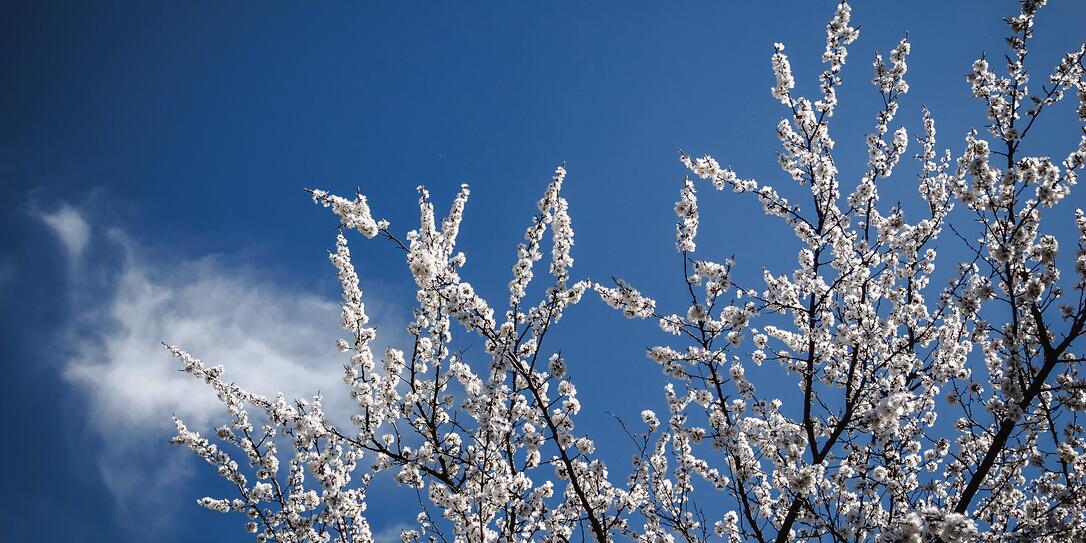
[2,1,1084,540]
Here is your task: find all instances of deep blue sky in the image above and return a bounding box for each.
[2,1,1084,541]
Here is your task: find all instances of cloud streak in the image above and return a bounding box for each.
[64,246,358,433]
[45,205,401,536]
[38,204,90,261]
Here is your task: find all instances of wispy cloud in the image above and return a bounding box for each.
[43,204,402,535]
[372,523,412,543]
[64,241,358,433]
[37,204,90,261]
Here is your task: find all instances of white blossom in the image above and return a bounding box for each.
[169,3,1086,542]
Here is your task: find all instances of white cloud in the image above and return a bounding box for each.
[64,249,361,433]
[38,204,90,261]
[50,208,403,535]
[372,523,413,543]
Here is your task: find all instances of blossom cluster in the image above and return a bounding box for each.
[602,1,1086,541]
[170,2,1086,542]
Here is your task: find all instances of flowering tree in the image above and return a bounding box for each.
[166,2,1086,542]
